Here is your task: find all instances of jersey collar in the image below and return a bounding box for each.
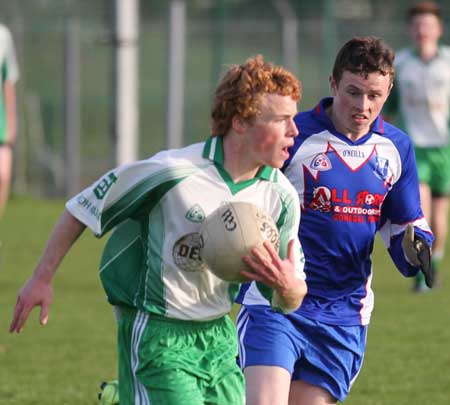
[202,135,278,182]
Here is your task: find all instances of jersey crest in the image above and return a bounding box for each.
[310,153,332,171]
[373,156,389,182]
[185,204,206,223]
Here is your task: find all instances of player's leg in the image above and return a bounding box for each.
[120,309,241,404]
[204,367,244,405]
[430,193,450,284]
[121,311,206,405]
[419,183,432,222]
[117,307,204,404]
[0,144,13,217]
[430,196,449,285]
[431,195,449,255]
[426,146,450,288]
[289,316,367,404]
[236,305,302,405]
[115,307,201,405]
[244,365,291,405]
[413,147,433,292]
[117,306,146,405]
[289,380,336,405]
[412,182,433,291]
[203,315,245,405]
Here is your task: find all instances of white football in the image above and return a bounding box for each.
[200,201,280,282]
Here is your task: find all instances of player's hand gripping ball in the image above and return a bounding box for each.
[200,201,280,282]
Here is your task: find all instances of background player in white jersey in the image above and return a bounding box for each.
[0,23,19,218]
[237,37,434,404]
[384,1,450,292]
[9,55,307,404]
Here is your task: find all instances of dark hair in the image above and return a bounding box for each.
[211,55,301,136]
[407,1,442,22]
[332,36,395,85]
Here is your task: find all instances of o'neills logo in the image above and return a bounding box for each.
[342,150,365,158]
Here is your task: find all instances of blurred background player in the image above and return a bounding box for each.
[237,37,433,405]
[384,1,450,292]
[9,55,307,405]
[0,23,18,218]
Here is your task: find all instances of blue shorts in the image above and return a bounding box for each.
[236,305,367,402]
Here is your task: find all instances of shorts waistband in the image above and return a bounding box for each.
[115,305,229,328]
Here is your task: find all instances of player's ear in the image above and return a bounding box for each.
[329,75,337,94]
[231,115,247,134]
[388,81,394,95]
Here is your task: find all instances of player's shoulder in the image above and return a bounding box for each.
[273,169,301,201]
[148,141,209,167]
[292,106,327,149]
[382,119,410,138]
[286,101,332,165]
[294,106,324,136]
[439,45,450,61]
[395,47,411,59]
[109,141,209,182]
[394,48,414,69]
[0,23,13,45]
[0,23,12,37]
[275,169,296,190]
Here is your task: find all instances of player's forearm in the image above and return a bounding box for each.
[33,210,86,283]
[273,278,307,313]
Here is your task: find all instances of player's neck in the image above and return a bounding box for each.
[222,134,260,183]
[417,43,439,61]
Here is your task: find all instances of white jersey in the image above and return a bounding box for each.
[67,136,305,321]
[391,46,450,147]
[0,24,19,142]
[0,24,19,84]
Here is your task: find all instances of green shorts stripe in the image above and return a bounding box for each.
[131,310,150,404]
[117,307,244,405]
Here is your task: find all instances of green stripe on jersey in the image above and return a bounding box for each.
[273,183,296,260]
[100,165,205,235]
[144,203,167,315]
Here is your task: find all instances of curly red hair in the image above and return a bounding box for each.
[211,55,301,136]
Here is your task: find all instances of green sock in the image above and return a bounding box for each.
[415,271,426,285]
[432,257,441,273]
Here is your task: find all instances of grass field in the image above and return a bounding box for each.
[1,197,450,404]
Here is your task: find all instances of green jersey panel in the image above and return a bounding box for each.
[99,219,143,308]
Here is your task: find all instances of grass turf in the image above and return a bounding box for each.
[1,196,450,404]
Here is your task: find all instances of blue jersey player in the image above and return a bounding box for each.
[237,37,434,404]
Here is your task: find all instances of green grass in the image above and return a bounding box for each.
[1,197,450,404]
[0,197,115,404]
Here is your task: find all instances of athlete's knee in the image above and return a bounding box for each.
[288,380,337,405]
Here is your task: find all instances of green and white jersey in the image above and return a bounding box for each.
[66,136,305,321]
[0,24,19,143]
[385,46,450,147]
